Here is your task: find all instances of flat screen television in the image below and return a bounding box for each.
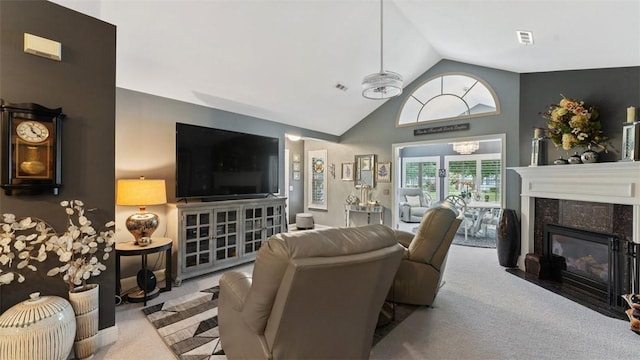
[176,123,279,200]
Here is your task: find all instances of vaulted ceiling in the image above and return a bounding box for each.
[51,1,640,136]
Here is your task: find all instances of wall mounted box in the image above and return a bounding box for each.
[24,33,62,61]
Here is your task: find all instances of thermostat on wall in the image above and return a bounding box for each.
[24,33,62,61]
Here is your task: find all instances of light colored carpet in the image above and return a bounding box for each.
[370,245,638,360]
[97,246,637,360]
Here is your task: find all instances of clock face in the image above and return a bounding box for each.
[16,121,50,143]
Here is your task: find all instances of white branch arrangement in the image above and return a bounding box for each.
[0,200,115,292]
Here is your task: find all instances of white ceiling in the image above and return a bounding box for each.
[51,0,640,136]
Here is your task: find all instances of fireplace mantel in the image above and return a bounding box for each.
[511,161,640,270]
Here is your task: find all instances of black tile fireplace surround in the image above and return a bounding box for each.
[509,198,638,320]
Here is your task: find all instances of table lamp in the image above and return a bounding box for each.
[116,177,167,246]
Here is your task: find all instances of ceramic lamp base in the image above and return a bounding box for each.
[125,212,159,246]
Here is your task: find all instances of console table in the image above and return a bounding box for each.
[115,237,172,306]
[344,204,384,227]
[167,197,287,285]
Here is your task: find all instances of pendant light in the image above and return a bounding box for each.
[362,0,403,100]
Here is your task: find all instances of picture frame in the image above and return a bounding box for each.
[293,171,301,180]
[376,162,391,182]
[341,162,354,181]
[292,153,300,162]
[308,149,327,209]
[361,157,371,171]
[292,162,301,171]
[622,123,640,161]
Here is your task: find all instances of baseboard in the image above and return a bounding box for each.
[98,325,118,347]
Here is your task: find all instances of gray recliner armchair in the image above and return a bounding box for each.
[389,205,461,306]
[218,224,404,360]
[398,187,432,223]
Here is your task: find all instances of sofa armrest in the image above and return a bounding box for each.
[394,230,415,248]
[220,271,252,312]
[399,202,412,222]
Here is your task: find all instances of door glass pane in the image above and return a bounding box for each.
[420,162,437,201]
[480,159,501,202]
[403,162,419,188]
[448,160,477,199]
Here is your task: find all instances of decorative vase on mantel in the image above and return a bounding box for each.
[568,152,582,164]
[68,283,100,359]
[553,157,568,165]
[580,144,599,163]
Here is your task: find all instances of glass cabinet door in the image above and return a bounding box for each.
[183,211,212,270]
[214,208,238,262]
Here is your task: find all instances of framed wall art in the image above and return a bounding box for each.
[307,149,327,209]
[376,162,391,182]
[341,162,354,181]
[622,122,640,161]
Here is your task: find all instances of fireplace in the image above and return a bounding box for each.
[543,224,626,314]
[512,162,640,320]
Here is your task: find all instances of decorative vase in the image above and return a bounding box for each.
[497,209,521,268]
[0,292,75,360]
[581,144,599,163]
[553,157,568,165]
[68,284,100,359]
[567,152,582,164]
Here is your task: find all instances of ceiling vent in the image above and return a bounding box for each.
[517,30,534,45]
[335,83,348,92]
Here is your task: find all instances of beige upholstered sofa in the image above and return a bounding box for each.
[390,205,461,306]
[218,224,404,360]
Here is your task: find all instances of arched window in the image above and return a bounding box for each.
[396,72,500,127]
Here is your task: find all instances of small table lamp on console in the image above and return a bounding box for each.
[116,177,167,246]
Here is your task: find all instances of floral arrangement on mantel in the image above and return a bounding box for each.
[541,94,607,151]
[0,200,115,291]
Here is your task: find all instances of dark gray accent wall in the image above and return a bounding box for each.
[519,67,640,165]
[0,0,116,329]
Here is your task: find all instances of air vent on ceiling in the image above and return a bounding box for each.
[335,83,348,92]
[517,30,534,45]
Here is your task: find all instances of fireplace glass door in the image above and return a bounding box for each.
[551,233,609,284]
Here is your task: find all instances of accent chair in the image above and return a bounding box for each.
[218,224,404,360]
[389,205,462,306]
[398,187,432,223]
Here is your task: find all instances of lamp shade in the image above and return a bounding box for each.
[116,179,166,206]
[362,71,403,100]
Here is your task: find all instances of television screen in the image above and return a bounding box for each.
[176,123,279,200]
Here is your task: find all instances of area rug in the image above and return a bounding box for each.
[452,232,496,248]
[143,286,419,359]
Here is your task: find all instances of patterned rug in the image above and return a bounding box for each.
[143,286,419,359]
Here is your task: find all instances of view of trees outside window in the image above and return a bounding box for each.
[402,157,439,201]
[446,155,501,203]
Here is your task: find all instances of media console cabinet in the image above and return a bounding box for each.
[167,197,287,285]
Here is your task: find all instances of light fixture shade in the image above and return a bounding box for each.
[362,71,403,100]
[116,179,167,206]
[453,141,480,155]
[116,178,167,246]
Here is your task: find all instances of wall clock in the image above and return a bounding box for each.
[0,100,63,195]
